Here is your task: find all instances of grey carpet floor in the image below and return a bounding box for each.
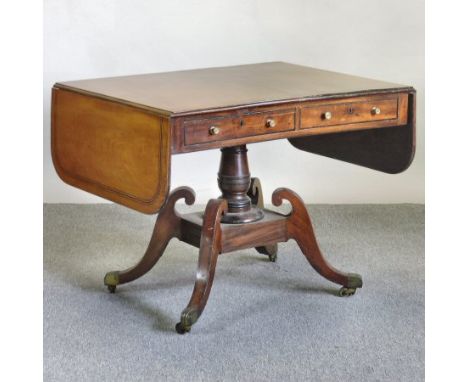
[44,204,424,382]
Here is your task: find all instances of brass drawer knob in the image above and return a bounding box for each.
[209,126,220,135]
[371,106,381,115]
[266,118,276,128]
[323,111,332,120]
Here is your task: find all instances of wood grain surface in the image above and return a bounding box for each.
[51,62,415,213]
[55,62,412,115]
[51,87,170,213]
[171,93,408,153]
[289,91,416,174]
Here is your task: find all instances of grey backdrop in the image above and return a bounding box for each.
[44,0,424,204]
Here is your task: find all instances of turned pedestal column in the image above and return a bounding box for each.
[217,145,264,224]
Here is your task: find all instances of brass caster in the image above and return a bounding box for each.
[104,271,119,293]
[339,287,356,297]
[255,244,278,263]
[347,273,363,288]
[175,322,191,335]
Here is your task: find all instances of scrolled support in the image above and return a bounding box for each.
[248,177,278,262]
[176,198,228,334]
[272,187,363,292]
[104,187,196,291]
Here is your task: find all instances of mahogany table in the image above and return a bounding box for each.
[51,62,416,334]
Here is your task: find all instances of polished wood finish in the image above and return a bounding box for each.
[217,145,263,224]
[179,209,286,254]
[176,198,228,334]
[107,184,362,333]
[118,184,362,334]
[52,63,415,214]
[183,107,295,147]
[171,93,408,154]
[103,147,363,333]
[55,62,411,115]
[248,178,278,262]
[52,62,415,334]
[242,108,295,134]
[184,115,240,146]
[300,94,400,129]
[103,187,195,291]
[52,87,170,214]
[289,91,416,174]
[272,188,362,289]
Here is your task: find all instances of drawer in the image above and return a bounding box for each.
[300,97,398,129]
[184,115,239,145]
[183,109,295,146]
[240,109,295,137]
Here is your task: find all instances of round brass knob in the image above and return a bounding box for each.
[323,111,332,120]
[209,126,220,135]
[371,106,381,115]
[266,118,276,128]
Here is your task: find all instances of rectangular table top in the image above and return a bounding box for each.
[52,62,415,215]
[55,62,411,115]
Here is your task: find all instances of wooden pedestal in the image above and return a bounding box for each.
[104,147,363,334]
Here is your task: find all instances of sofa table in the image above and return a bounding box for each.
[51,62,416,334]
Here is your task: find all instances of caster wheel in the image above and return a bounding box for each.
[175,322,191,335]
[255,245,278,263]
[339,287,356,297]
[104,272,119,293]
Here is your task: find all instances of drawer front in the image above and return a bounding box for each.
[240,109,295,137]
[184,109,295,146]
[300,97,398,129]
[184,116,239,145]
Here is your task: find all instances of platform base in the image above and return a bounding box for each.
[104,178,363,334]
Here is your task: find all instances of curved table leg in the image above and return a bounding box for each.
[104,187,195,293]
[176,198,228,334]
[272,188,363,296]
[248,177,278,262]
